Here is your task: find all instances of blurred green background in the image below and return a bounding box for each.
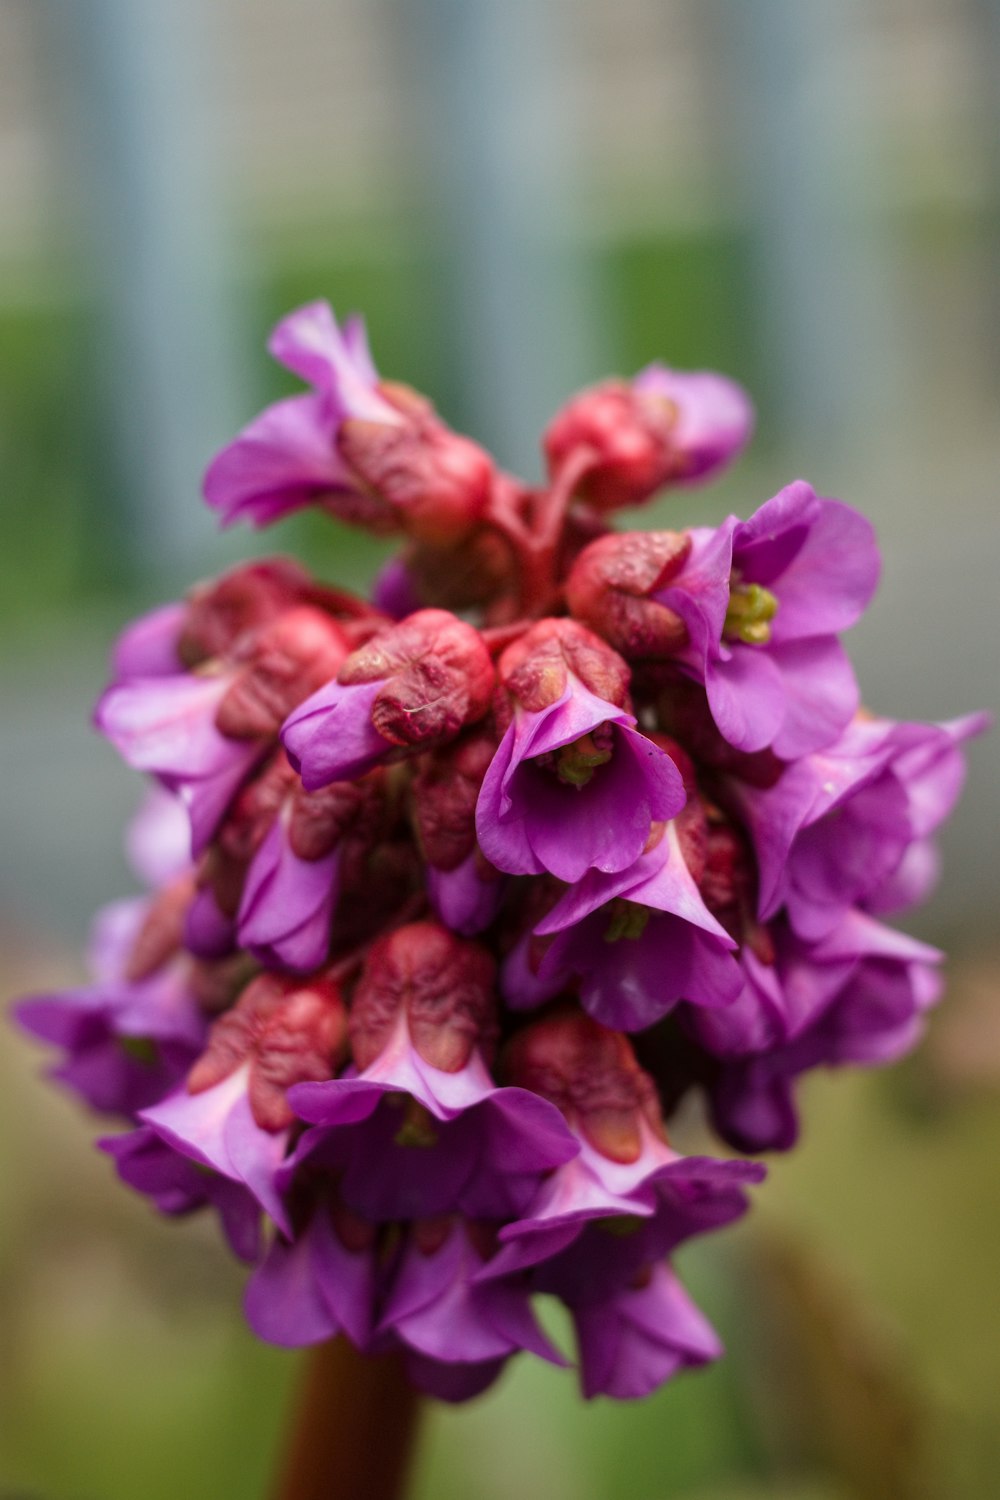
[1,2,998,1496]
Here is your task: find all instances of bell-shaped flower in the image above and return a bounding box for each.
[731,711,990,940]
[15,891,206,1116]
[653,481,880,757]
[286,923,578,1224]
[503,817,741,1031]
[140,973,348,1231]
[483,1013,763,1289]
[97,606,349,854]
[572,1264,723,1401]
[379,1220,566,1400]
[695,910,943,1152]
[476,619,685,884]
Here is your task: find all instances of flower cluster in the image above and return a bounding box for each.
[16,302,985,1403]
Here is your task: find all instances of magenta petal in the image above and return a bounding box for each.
[405,1354,507,1403]
[112,602,185,680]
[427,854,504,936]
[764,495,880,642]
[574,1266,722,1401]
[705,645,785,753]
[183,885,236,960]
[125,787,191,888]
[633,365,754,482]
[769,637,859,759]
[244,1229,340,1347]
[474,721,543,876]
[281,678,386,790]
[267,301,393,423]
[238,819,339,972]
[203,394,351,528]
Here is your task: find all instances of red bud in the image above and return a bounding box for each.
[339,609,495,750]
[350,921,496,1074]
[566,531,691,659]
[178,559,313,668]
[502,1009,665,1162]
[498,617,631,713]
[543,380,681,512]
[215,606,349,740]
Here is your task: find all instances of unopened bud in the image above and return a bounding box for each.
[566,531,692,659]
[188,971,348,1131]
[498,617,631,714]
[502,1010,665,1163]
[124,875,195,981]
[350,921,496,1074]
[410,733,496,871]
[178,560,312,669]
[543,381,680,511]
[340,608,495,749]
[215,606,349,741]
[338,404,494,546]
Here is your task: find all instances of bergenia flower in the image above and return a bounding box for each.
[204,301,495,542]
[140,972,348,1230]
[476,619,685,883]
[15,892,205,1116]
[504,816,741,1031]
[287,924,578,1223]
[16,297,984,1418]
[654,481,881,757]
[731,711,991,940]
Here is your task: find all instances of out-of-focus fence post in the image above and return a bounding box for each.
[44,0,247,587]
[725,0,898,461]
[398,0,608,476]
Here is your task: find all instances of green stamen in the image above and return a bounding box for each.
[724,581,779,646]
[120,1036,158,1067]
[603,899,650,943]
[552,731,613,788]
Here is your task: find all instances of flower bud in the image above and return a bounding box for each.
[283,609,495,790]
[178,559,313,669]
[565,531,692,659]
[338,399,494,546]
[350,921,496,1074]
[410,733,496,872]
[498,617,630,715]
[187,971,348,1131]
[215,606,350,741]
[502,1010,664,1163]
[543,368,752,512]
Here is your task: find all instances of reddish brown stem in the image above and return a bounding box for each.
[271,1339,421,1500]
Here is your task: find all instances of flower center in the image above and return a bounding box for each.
[535,723,614,788]
[392,1097,439,1149]
[603,899,650,943]
[724,577,778,645]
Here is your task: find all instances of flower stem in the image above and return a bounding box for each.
[271,1339,421,1500]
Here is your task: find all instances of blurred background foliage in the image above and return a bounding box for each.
[1,1,998,1496]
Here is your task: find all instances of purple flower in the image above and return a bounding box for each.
[237,808,341,972]
[656,481,880,757]
[244,1195,377,1349]
[379,1221,566,1398]
[692,910,943,1152]
[477,677,684,885]
[427,854,504,937]
[14,897,205,1116]
[503,820,740,1030]
[96,672,267,856]
[111,602,186,680]
[572,1265,723,1401]
[101,1124,261,1263]
[543,368,753,512]
[139,972,350,1231]
[139,1064,293,1233]
[632,364,755,484]
[203,302,399,528]
[732,712,990,940]
[288,932,577,1222]
[124,786,192,888]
